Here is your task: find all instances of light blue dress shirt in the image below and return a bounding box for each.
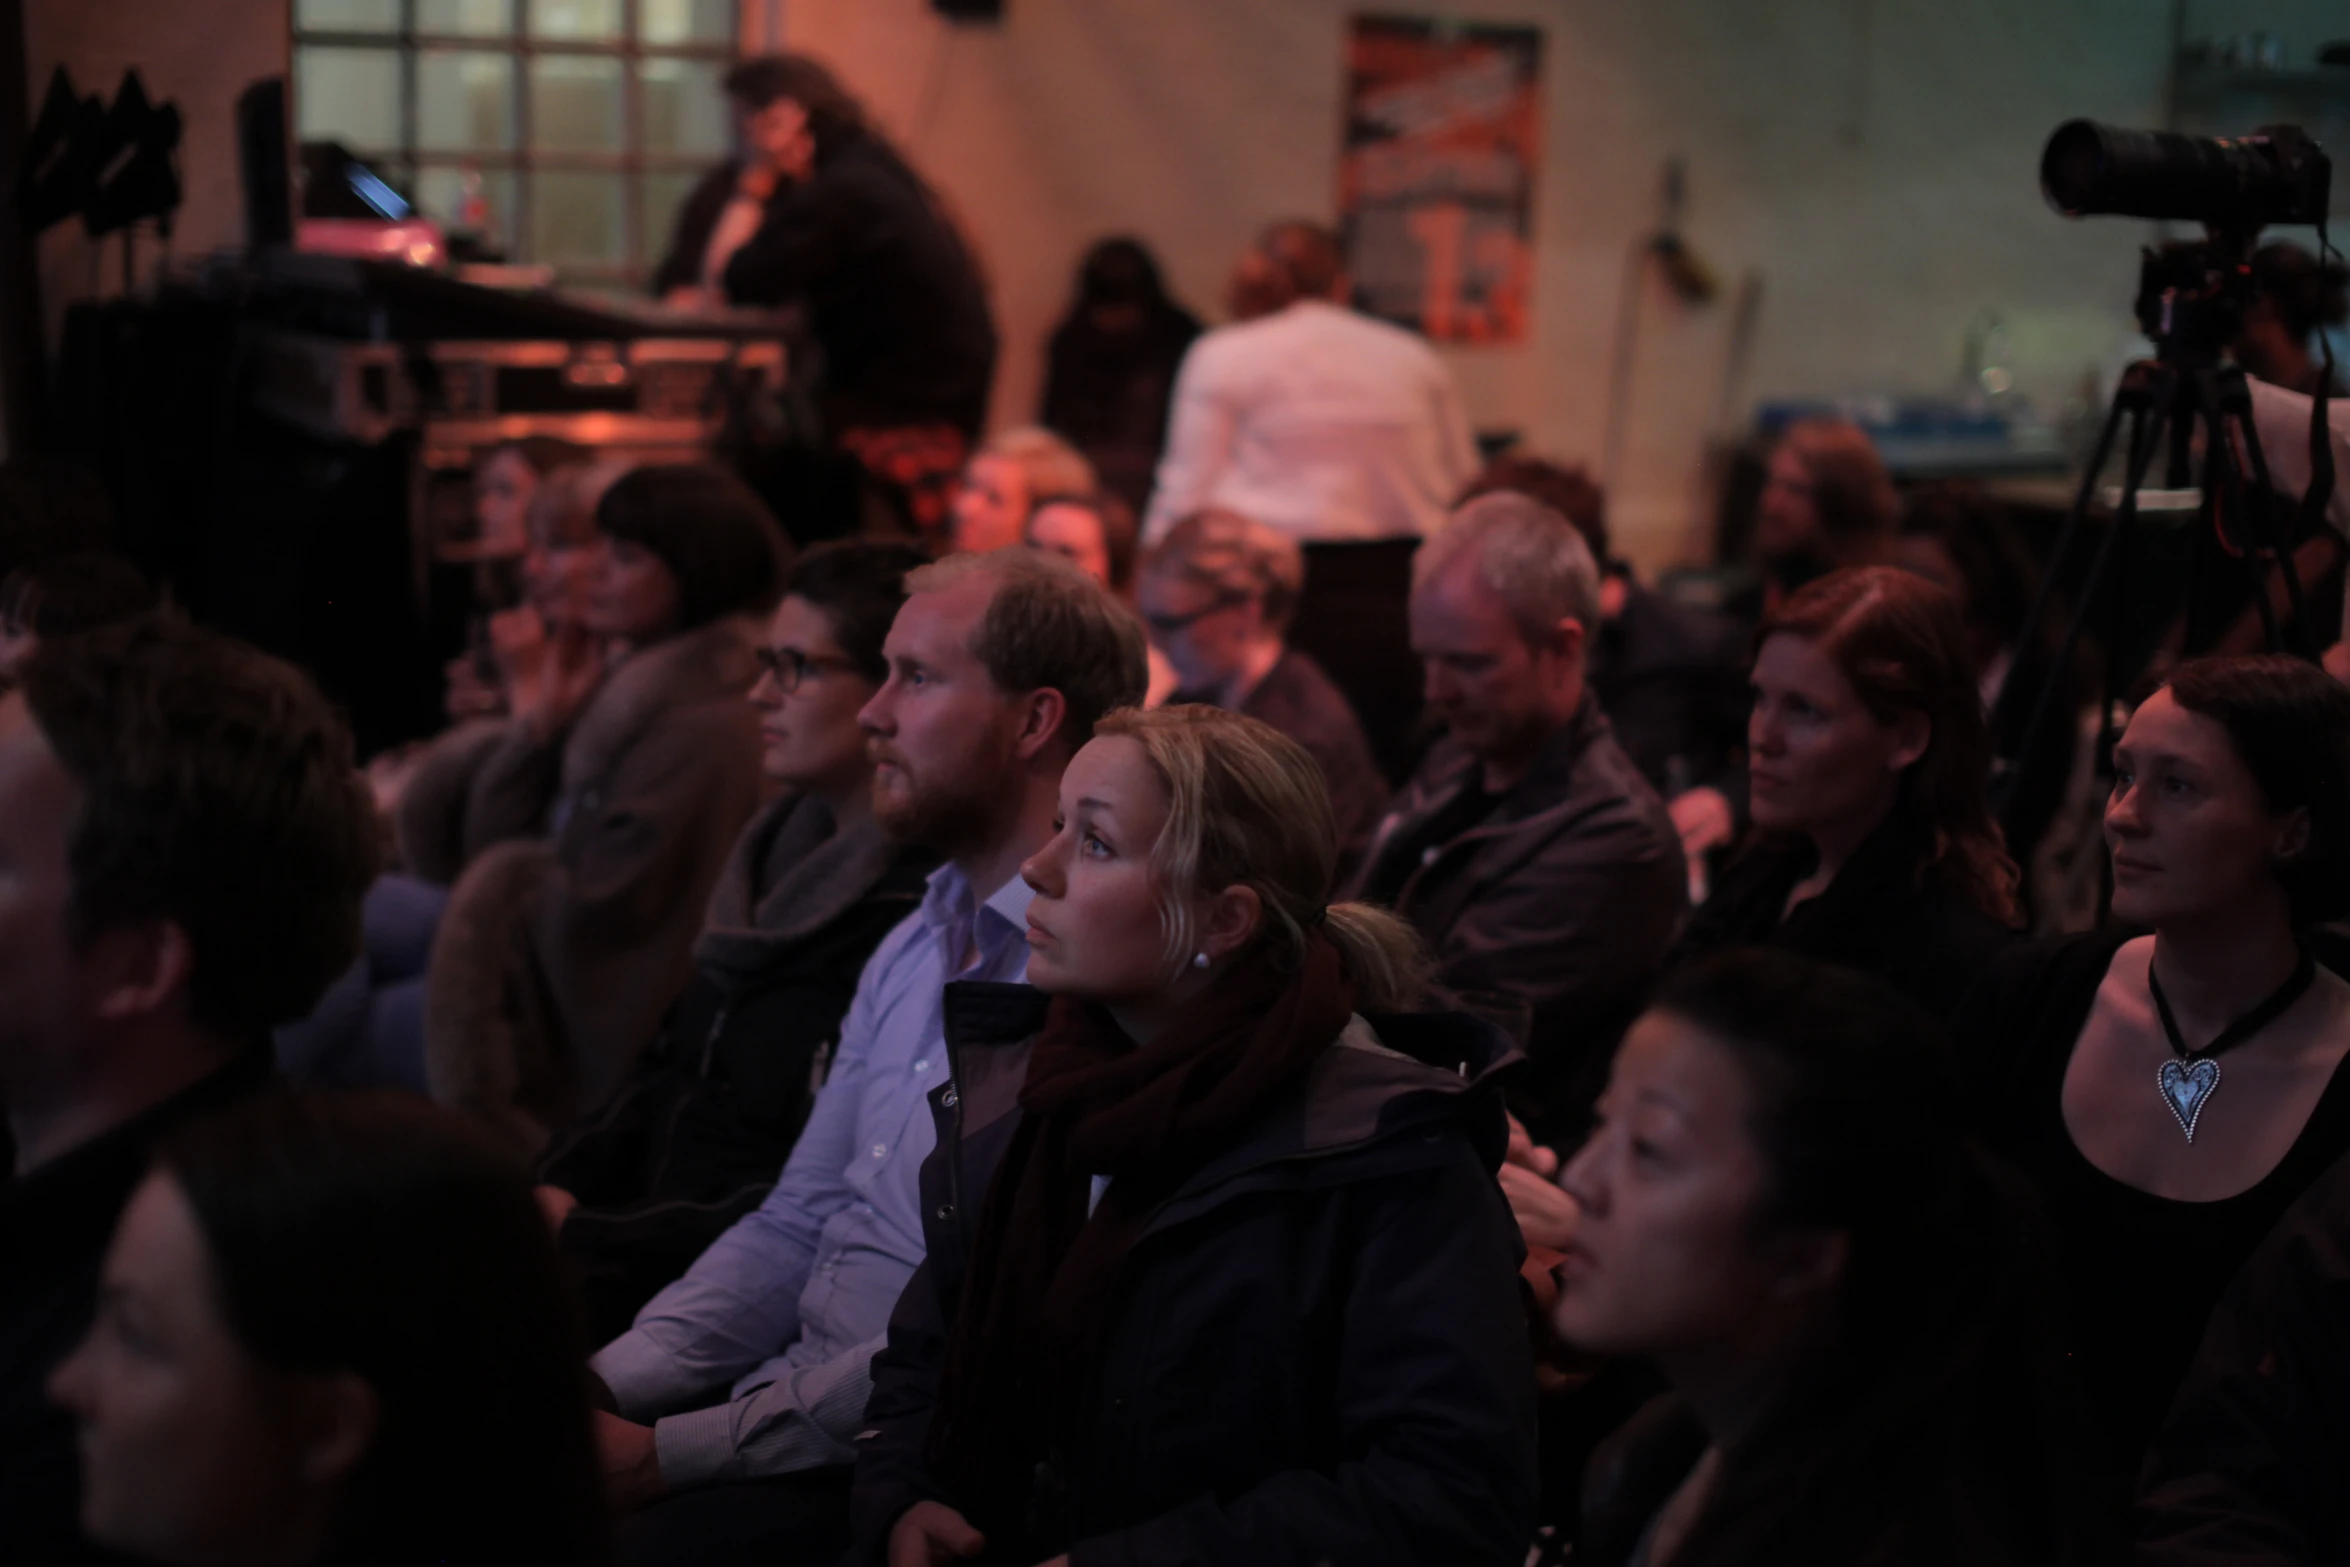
[591,862,1035,1487]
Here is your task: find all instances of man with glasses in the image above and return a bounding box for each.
[533,540,938,1343]
[1137,509,1387,867]
[581,549,1148,1565]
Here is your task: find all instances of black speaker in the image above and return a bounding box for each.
[932,0,1004,19]
[236,78,292,249]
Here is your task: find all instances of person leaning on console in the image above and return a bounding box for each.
[855,705,1537,1567]
[1964,654,2350,1483]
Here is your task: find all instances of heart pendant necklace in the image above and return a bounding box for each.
[2147,948,2317,1144]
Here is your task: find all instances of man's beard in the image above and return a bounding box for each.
[871,733,1021,856]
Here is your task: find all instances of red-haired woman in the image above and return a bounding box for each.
[1671,565,2020,1015]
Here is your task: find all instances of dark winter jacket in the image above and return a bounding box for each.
[675,137,996,438]
[1347,698,1687,1141]
[850,982,1540,1567]
[2139,1145,2350,1565]
[537,792,935,1342]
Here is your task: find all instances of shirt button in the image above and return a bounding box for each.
[912,1058,930,1073]
[871,1144,887,1159]
[935,1203,956,1222]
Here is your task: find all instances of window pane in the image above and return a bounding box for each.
[529,55,623,151]
[528,0,620,40]
[639,59,729,157]
[531,171,625,264]
[295,46,402,151]
[641,170,702,268]
[417,166,517,250]
[297,0,398,31]
[640,0,733,45]
[419,51,515,151]
[419,0,513,36]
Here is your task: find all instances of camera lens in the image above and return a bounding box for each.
[2040,119,2330,229]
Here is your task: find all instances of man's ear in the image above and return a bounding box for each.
[1011,687,1071,763]
[288,1370,378,1489]
[87,917,198,1024]
[1544,617,1588,667]
[1196,885,1264,964]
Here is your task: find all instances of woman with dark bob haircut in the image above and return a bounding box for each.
[424,464,793,1152]
[1671,565,2019,1015]
[1559,949,2106,1567]
[50,1091,608,1567]
[1966,653,2350,1486]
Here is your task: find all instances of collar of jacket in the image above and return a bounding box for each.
[1364,694,1613,874]
[936,979,1521,1211]
[1764,805,1943,924]
[558,615,763,795]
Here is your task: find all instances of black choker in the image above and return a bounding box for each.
[2146,948,2317,1144]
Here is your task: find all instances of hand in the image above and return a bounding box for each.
[2325,640,2350,690]
[663,283,720,312]
[1668,785,1737,860]
[1504,1113,1559,1177]
[518,635,605,745]
[1499,1162,1580,1253]
[594,1411,665,1514]
[534,1184,579,1233]
[888,1501,986,1566]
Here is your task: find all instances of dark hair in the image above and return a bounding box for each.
[780,540,928,682]
[1073,237,1175,314]
[1761,566,2021,927]
[1254,221,1345,307]
[1026,490,1140,594]
[1776,419,1898,565]
[1897,482,2038,646]
[903,549,1150,750]
[0,552,158,638]
[1644,950,2102,1567]
[1457,454,1612,567]
[723,52,877,164]
[160,1092,609,1567]
[18,614,380,1036]
[595,464,791,632]
[2164,653,2350,926]
[2250,241,2350,342]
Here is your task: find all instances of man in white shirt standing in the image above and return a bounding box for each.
[1145,222,1478,778]
[1143,221,1477,547]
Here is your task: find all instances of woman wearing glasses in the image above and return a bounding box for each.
[1137,509,1389,868]
[535,541,939,1339]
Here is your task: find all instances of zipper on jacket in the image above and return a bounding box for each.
[695,1006,730,1077]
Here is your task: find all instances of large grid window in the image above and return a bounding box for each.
[292,0,736,288]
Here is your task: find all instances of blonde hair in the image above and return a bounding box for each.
[976,426,1096,504]
[1097,705,1431,1009]
[1140,508,1307,630]
[904,548,1150,748]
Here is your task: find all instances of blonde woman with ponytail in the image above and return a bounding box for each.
[856,705,1538,1567]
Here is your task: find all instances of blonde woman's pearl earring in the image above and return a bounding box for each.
[1192,952,1210,970]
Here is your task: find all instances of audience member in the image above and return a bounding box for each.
[1671,567,2019,1014]
[949,427,1095,557]
[1894,482,2082,882]
[855,705,1537,1567]
[466,436,590,562]
[48,1092,608,1567]
[1966,654,2350,1479]
[2138,1143,2350,1564]
[1143,220,1475,546]
[1039,237,1202,515]
[425,465,788,1152]
[395,458,619,881]
[659,55,997,541]
[1559,950,2104,1567]
[535,543,938,1342]
[1458,455,1750,871]
[585,550,1146,1565]
[0,552,159,685]
[1746,418,1898,616]
[443,438,593,722]
[1349,491,1686,1142]
[1138,508,1386,865]
[0,615,378,1564]
[1023,489,1139,596]
[2234,241,2348,399]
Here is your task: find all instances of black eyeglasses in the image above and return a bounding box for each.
[1142,594,1249,636]
[755,646,866,693]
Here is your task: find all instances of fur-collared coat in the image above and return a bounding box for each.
[424,617,767,1154]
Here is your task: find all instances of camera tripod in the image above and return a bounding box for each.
[1990,239,2319,834]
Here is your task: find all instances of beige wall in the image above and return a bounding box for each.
[775,0,2348,570]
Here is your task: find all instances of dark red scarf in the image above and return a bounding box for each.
[928,939,1356,1537]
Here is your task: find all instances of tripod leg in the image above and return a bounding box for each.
[2213,370,2314,658]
